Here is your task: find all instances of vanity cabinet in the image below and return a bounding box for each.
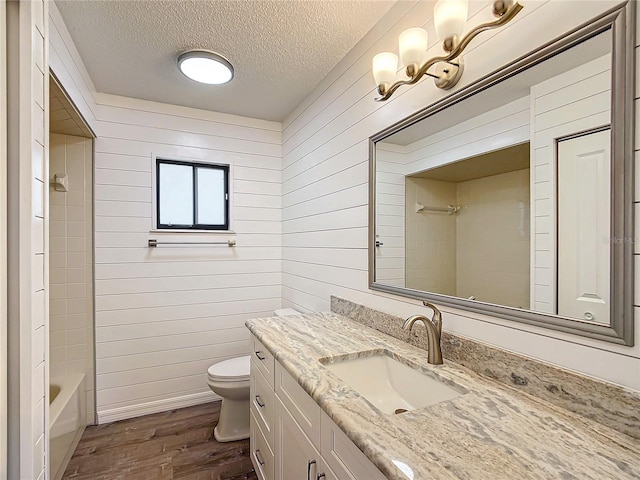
[249,335,387,480]
[250,409,275,480]
[275,397,328,480]
[252,336,275,388]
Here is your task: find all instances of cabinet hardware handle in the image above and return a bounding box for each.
[375,240,384,247]
[255,449,265,466]
[317,474,326,480]
[255,350,266,360]
[307,460,316,480]
[255,395,265,408]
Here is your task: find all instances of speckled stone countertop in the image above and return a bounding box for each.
[245,312,640,480]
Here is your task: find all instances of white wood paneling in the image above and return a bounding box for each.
[375,144,406,286]
[7,1,49,477]
[281,0,640,391]
[49,2,284,422]
[404,97,530,174]
[45,0,640,439]
[530,54,611,312]
[91,116,282,418]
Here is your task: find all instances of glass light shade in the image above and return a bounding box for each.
[399,28,429,67]
[434,0,469,40]
[178,50,234,85]
[372,52,399,87]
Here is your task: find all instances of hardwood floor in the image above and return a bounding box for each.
[62,401,258,480]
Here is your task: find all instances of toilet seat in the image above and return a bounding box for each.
[207,355,250,382]
[205,311,301,443]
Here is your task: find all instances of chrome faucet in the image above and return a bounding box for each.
[402,302,443,365]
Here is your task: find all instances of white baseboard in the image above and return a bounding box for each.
[97,391,220,424]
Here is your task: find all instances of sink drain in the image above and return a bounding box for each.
[394,408,408,414]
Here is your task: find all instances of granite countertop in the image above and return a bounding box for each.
[245,312,640,480]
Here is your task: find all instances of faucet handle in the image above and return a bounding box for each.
[422,301,442,337]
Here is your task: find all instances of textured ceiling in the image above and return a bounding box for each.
[55,0,395,121]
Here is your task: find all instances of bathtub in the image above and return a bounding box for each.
[50,373,86,480]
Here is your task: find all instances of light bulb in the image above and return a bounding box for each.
[399,28,429,70]
[372,52,398,88]
[434,0,469,40]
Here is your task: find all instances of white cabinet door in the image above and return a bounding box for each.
[320,411,387,480]
[316,458,339,480]
[557,129,611,324]
[275,397,321,480]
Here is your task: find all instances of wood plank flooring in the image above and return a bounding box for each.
[62,401,258,480]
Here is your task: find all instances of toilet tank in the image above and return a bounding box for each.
[274,308,302,317]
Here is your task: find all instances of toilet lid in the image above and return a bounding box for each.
[207,355,250,380]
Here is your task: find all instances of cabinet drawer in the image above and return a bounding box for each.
[275,362,321,449]
[251,359,275,445]
[252,336,275,387]
[251,410,274,480]
[320,411,386,480]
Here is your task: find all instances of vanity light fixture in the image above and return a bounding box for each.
[372,0,523,101]
[178,50,234,85]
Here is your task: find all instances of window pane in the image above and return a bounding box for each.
[159,163,193,226]
[196,167,226,226]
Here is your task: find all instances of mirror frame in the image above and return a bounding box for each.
[368,1,635,346]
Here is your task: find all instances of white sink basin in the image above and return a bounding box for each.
[321,351,463,414]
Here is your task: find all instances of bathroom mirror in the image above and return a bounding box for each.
[369,2,634,345]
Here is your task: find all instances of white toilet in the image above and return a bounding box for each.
[207,308,302,442]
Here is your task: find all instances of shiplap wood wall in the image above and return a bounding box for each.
[281,0,640,391]
[49,3,283,423]
[48,0,640,438]
[7,0,49,478]
[93,124,281,421]
[93,110,281,421]
[530,55,611,313]
[404,96,530,175]
[375,144,406,287]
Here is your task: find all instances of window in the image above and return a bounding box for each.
[156,159,229,230]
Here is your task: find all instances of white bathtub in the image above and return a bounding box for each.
[50,373,86,480]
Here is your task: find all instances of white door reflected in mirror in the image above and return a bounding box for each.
[557,129,611,325]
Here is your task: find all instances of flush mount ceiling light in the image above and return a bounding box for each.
[178,50,234,85]
[372,0,522,101]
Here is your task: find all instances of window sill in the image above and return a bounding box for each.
[149,229,236,235]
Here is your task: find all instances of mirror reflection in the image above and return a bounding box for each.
[374,28,612,325]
